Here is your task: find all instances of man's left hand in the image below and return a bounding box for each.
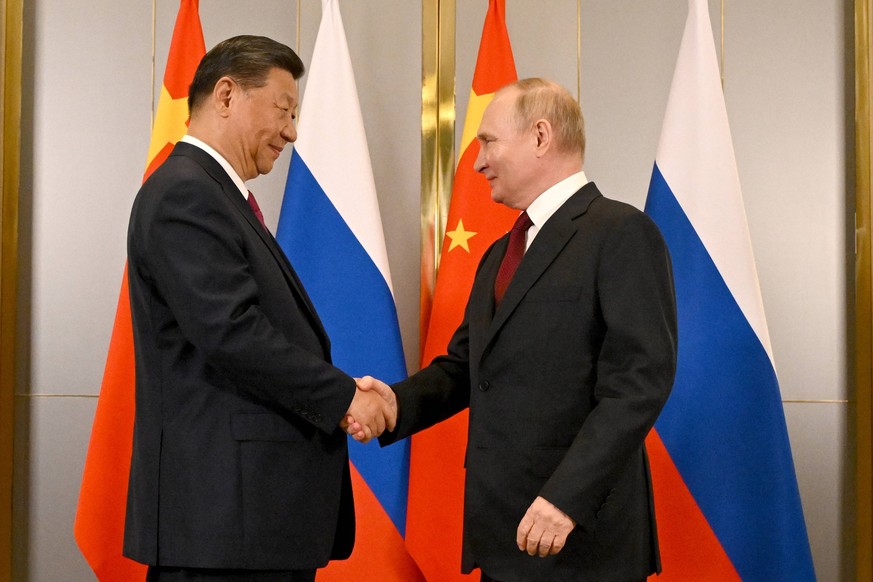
[516,496,577,557]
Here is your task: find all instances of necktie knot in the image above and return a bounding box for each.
[247,190,267,230]
[512,211,533,233]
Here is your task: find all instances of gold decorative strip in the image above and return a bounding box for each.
[420,0,455,351]
[0,0,22,578]
[856,0,873,578]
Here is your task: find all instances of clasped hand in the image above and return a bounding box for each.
[338,376,397,443]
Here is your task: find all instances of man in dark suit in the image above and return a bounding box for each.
[124,36,395,581]
[352,78,678,581]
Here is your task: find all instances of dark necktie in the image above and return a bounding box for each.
[247,190,267,230]
[494,211,533,306]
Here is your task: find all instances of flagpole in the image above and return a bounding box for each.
[150,0,156,130]
[577,0,582,103]
[720,0,725,88]
[295,0,301,57]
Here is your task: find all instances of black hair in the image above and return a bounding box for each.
[188,35,305,114]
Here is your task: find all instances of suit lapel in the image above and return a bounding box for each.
[482,183,602,353]
[173,143,332,352]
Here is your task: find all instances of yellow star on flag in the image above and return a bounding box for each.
[446,219,477,252]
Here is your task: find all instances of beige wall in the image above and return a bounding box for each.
[13,0,851,580]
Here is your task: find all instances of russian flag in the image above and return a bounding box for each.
[643,0,816,580]
[275,1,423,579]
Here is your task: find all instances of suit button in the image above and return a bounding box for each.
[478,381,490,392]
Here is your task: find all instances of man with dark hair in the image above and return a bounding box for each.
[124,35,395,581]
[353,78,678,581]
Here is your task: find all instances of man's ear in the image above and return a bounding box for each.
[533,119,552,157]
[213,76,237,117]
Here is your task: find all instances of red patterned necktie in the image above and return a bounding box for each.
[494,211,533,306]
[247,190,267,229]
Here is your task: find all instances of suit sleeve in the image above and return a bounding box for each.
[379,242,503,445]
[538,210,678,529]
[380,317,472,444]
[133,178,355,433]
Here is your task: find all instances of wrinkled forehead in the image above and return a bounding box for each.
[491,85,520,113]
[479,89,519,132]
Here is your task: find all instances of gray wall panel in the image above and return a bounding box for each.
[13,397,97,581]
[784,402,851,580]
[25,0,152,395]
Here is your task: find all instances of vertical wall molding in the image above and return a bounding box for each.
[0,0,22,578]
[856,0,873,578]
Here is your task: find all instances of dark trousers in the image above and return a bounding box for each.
[146,566,316,582]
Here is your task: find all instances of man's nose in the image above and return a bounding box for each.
[473,147,486,173]
[282,124,297,143]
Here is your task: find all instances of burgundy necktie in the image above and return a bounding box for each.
[494,211,533,306]
[247,190,267,230]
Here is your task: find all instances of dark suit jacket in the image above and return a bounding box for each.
[124,141,356,570]
[384,183,677,582]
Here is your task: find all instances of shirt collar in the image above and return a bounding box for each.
[525,171,589,230]
[181,135,249,200]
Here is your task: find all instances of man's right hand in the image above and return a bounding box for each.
[340,376,397,442]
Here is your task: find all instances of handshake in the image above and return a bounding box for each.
[339,376,397,443]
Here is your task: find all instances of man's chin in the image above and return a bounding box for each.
[259,161,275,176]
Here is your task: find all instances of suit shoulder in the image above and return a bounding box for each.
[141,151,214,191]
[588,194,642,217]
[134,153,224,212]
[583,195,667,246]
[585,194,654,225]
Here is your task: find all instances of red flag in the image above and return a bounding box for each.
[406,1,517,580]
[74,2,204,578]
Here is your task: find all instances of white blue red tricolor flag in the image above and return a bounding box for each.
[643,0,816,580]
[276,1,423,579]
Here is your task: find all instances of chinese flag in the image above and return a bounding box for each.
[406,1,518,580]
[73,2,204,579]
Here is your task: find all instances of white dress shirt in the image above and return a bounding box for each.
[524,171,589,250]
[181,134,249,200]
